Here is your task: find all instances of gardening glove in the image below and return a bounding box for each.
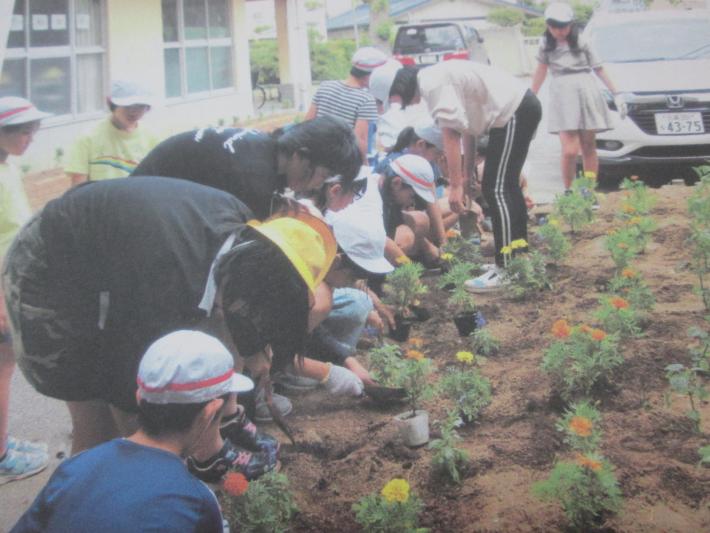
[613,95,628,120]
[322,364,364,397]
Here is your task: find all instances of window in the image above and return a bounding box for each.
[161,0,234,98]
[1,0,106,117]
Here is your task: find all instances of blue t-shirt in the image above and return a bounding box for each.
[11,439,224,533]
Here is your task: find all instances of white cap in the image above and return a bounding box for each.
[369,59,403,111]
[332,205,393,275]
[389,154,435,204]
[544,3,574,24]
[0,97,51,126]
[351,47,388,73]
[413,118,443,151]
[137,330,254,404]
[109,80,154,107]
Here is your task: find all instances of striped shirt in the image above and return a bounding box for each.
[312,81,378,127]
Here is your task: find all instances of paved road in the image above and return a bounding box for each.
[0,77,566,530]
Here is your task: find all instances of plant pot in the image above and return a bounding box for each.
[388,314,412,342]
[410,305,431,322]
[453,310,486,337]
[393,410,429,447]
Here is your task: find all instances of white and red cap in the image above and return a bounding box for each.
[137,330,253,404]
[369,59,403,110]
[413,118,443,151]
[0,97,52,127]
[331,203,393,275]
[109,80,155,107]
[351,47,388,73]
[544,3,574,24]
[389,154,436,203]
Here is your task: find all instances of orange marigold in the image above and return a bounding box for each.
[591,329,607,341]
[617,242,629,249]
[569,416,593,437]
[551,319,572,338]
[622,204,636,214]
[579,324,592,334]
[576,453,603,472]
[621,268,636,278]
[408,337,425,348]
[223,472,249,497]
[610,296,630,309]
[406,349,424,361]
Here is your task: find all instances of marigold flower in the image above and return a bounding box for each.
[548,218,560,227]
[576,454,603,472]
[405,349,424,361]
[381,478,410,503]
[440,252,454,262]
[551,319,571,338]
[622,204,636,214]
[610,296,630,310]
[621,268,636,278]
[511,238,528,250]
[626,216,642,226]
[500,245,513,255]
[408,337,424,348]
[591,328,607,341]
[579,324,592,334]
[456,351,474,364]
[617,242,629,249]
[446,228,460,238]
[223,472,249,497]
[569,416,593,437]
[395,255,411,265]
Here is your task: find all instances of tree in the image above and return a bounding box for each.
[487,7,525,27]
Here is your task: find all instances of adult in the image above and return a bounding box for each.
[11,330,252,533]
[2,177,335,482]
[133,117,361,220]
[531,2,618,190]
[0,97,51,485]
[304,47,385,161]
[66,80,159,185]
[403,60,542,290]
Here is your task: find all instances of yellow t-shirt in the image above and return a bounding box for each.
[0,162,32,260]
[65,118,159,180]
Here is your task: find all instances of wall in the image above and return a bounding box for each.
[481,25,534,76]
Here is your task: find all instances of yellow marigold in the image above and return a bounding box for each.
[223,472,249,497]
[576,454,603,472]
[548,218,560,227]
[500,245,513,255]
[569,416,593,437]
[622,204,636,214]
[406,349,424,361]
[551,319,572,338]
[440,252,454,262]
[607,229,617,236]
[591,328,607,341]
[579,324,592,334]
[395,255,411,265]
[621,268,636,279]
[446,228,460,238]
[381,478,410,503]
[610,296,630,310]
[456,351,474,364]
[408,337,424,348]
[511,238,528,250]
[626,216,642,226]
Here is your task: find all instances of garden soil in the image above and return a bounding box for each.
[250,183,710,532]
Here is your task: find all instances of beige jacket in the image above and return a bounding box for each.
[417,60,527,137]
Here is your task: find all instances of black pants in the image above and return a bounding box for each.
[481,90,542,267]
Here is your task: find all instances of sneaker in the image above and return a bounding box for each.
[6,436,48,454]
[480,263,497,272]
[464,267,508,293]
[0,447,49,485]
[273,364,319,392]
[254,389,293,423]
[187,438,277,483]
[220,406,280,460]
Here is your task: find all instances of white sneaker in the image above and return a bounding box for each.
[464,267,508,293]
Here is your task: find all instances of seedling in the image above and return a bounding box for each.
[536,218,571,262]
[470,327,500,357]
[441,233,483,266]
[439,354,491,424]
[556,401,603,454]
[353,478,425,533]
[384,262,428,318]
[665,363,708,432]
[429,410,470,484]
[504,249,552,299]
[368,343,405,387]
[553,179,595,234]
[607,268,655,312]
[593,296,642,338]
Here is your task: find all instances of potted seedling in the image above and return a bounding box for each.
[439,262,485,336]
[383,262,428,341]
[392,354,435,447]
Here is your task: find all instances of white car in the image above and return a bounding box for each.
[584,9,710,186]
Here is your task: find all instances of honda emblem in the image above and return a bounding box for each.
[666,95,684,109]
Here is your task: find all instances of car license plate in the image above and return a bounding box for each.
[418,53,438,64]
[654,112,705,135]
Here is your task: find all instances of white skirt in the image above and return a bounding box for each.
[547,72,613,133]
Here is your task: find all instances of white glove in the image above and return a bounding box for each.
[323,364,364,397]
[613,95,628,121]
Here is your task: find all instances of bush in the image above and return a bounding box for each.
[310,38,355,81]
[487,7,524,27]
[250,40,280,84]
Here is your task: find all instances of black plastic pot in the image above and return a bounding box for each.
[388,314,413,342]
[410,305,431,322]
[453,310,485,337]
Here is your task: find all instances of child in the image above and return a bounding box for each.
[531,2,619,191]
[11,330,253,532]
[66,80,159,184]
[0,96,51,485]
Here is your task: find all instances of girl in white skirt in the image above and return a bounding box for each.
[531,3,619,190]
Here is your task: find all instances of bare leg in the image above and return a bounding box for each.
[579,130,598,178]
[559,130,581,189]
[66,399,120,455]
[402,211,439,264]
[0,342,13,455]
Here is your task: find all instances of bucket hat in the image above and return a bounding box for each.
[331,205,393,275]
